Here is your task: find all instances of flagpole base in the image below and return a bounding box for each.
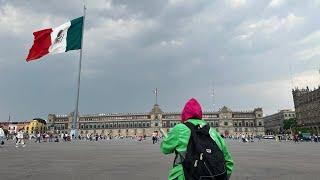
[70,129,78,139]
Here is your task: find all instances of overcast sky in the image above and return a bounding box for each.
[1,0,320,121]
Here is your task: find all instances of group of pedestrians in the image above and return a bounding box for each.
[0,126,5,147]
[77,133,112,141]
[2,128,27,148]
[0,128,61,148]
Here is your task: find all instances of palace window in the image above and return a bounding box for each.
[146,122,150,127]
[258,121,262,126]
[143,122,145,127]
[155,122,158,127]
[250,122,254,127]
[93,125,97,129]
[245,122,249,127]
[238,122,242,126]
[224,122,228,126]
[89,125,92,129]
[234,122,238,126]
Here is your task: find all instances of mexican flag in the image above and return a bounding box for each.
[26,16,83,62]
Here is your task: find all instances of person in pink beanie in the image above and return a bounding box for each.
[160,98,234,180]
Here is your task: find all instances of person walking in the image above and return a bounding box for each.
[0,126,5,147]
[35,132,41,143]
[294,134,299,143]
[14,133,18,144]
[160,98,234,180]
[241,133,246,143]
[49,134,53,142]
[152,131,157,144]
[16,129,26,148]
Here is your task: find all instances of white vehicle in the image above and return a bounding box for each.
[263,135,275,139]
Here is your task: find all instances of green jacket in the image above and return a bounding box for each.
[160,119,234,180]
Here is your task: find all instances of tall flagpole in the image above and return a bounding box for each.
[155,88,158,105]
[211,88,215,110]
[153,88,158,105]
[71,5,86,137]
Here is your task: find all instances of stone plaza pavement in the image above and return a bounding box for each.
[0,139,319,180]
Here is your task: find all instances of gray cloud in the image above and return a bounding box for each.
[1,0,320,121]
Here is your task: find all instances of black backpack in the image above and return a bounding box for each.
[182,122,228,180]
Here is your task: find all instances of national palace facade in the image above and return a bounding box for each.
[47,104,265,137]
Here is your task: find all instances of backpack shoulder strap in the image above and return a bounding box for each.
[184,121,198,131]
[184,121,201,150]
[184,121,210,134]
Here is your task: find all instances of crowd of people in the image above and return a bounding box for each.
[0,127,318,150]
[0,125,165,148]
[222,133,320,143]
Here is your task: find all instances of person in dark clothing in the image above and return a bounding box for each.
[160,98,234,180]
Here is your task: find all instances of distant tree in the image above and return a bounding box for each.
[33,118,47,125]
[298,127,311,134]
[283,118,297,130]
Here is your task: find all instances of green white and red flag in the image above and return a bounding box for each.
[26,16,83,62]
